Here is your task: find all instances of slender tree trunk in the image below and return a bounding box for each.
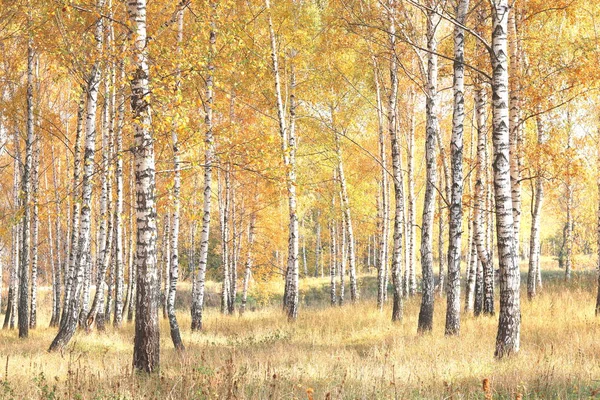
[334,126,358,302]
[445,0,469,336]
[29,135,41,330]
[387,0,404,322]
[219,169,230,314]
[564,119,574,280]
[50,0,105,351]
[329,219,337,306]
[126,159,136,323]
[491,0,520,358]
[314,211,321,278]
[466,230,477,313]
[166,7,185,350]
[284,53,299,320]
[418,1,439,333]
[191,2,216,331]
[18,33,36,338]
[229,177,238,314]
[4,155,19,330]
[339,214,346,306]
[302,218,308,277]
[406,90,417,296]
[527,113,545,300]
[113,60,125,328]
[162,216,171,319]
[49,146,63,327]
[508,7,522,259]
[473,79,495,316]
[596,127,600,316]
[240,212,256,315]
[373,57,389,311]
[86,70,113,331]
[128,0,160,372]
[60,89,85,329]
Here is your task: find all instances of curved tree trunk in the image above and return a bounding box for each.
[50,0,105,351]
[60,89,85,329]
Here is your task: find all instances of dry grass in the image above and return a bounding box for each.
[1,257,600,399]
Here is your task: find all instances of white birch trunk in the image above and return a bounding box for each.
[191,2,216,331]
[128,0,160,372]
[527,112,545,299]
[418,2,440,333]
[445,0,470,335]
[167,7,184,350]
[491,0,520,358]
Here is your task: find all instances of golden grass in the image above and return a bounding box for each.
[1,257,600,399]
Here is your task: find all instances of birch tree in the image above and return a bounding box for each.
[386,0,404,322]
[167,6,184,350]
[266,0,299,320]
[49,0,105,351]
[129,0,160,372]
[18,31,36,338]
[191,1,216,331]
[491,0,520,358]
[418,1,440,333]
[527,112,545,299]
[445,0,470,335]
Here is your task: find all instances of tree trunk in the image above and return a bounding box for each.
[527,112,545,300]
[339,214,346,306]
[465,230,477,313]
[445,0,469,336]
[162,216,171,319]
[4,155,20,330]
[18,33,36,338]
[329,219,337,306]
[49,146,63,327]
[126,159,136,323]
[219,169,230,314]
[387,0,404,322]
[314,211,322,278]
[29,133,41,330]
[473,79,495,316]
[406,90,417,296]
[50,0,104,351]
[240,212,256,315]
[166,7,185,350]
[190,1,216,332]
[491,0,520,358]
[418,1,439,333]
[86,70,114,331]
[334,127,358,302]
[373,57,389,311]
[508,7,522,258]
[128,0,160,372]
[60,89,85,329]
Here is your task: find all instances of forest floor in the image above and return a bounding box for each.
[1,256,600,399]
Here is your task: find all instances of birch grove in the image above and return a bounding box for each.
[0,0,598,384]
